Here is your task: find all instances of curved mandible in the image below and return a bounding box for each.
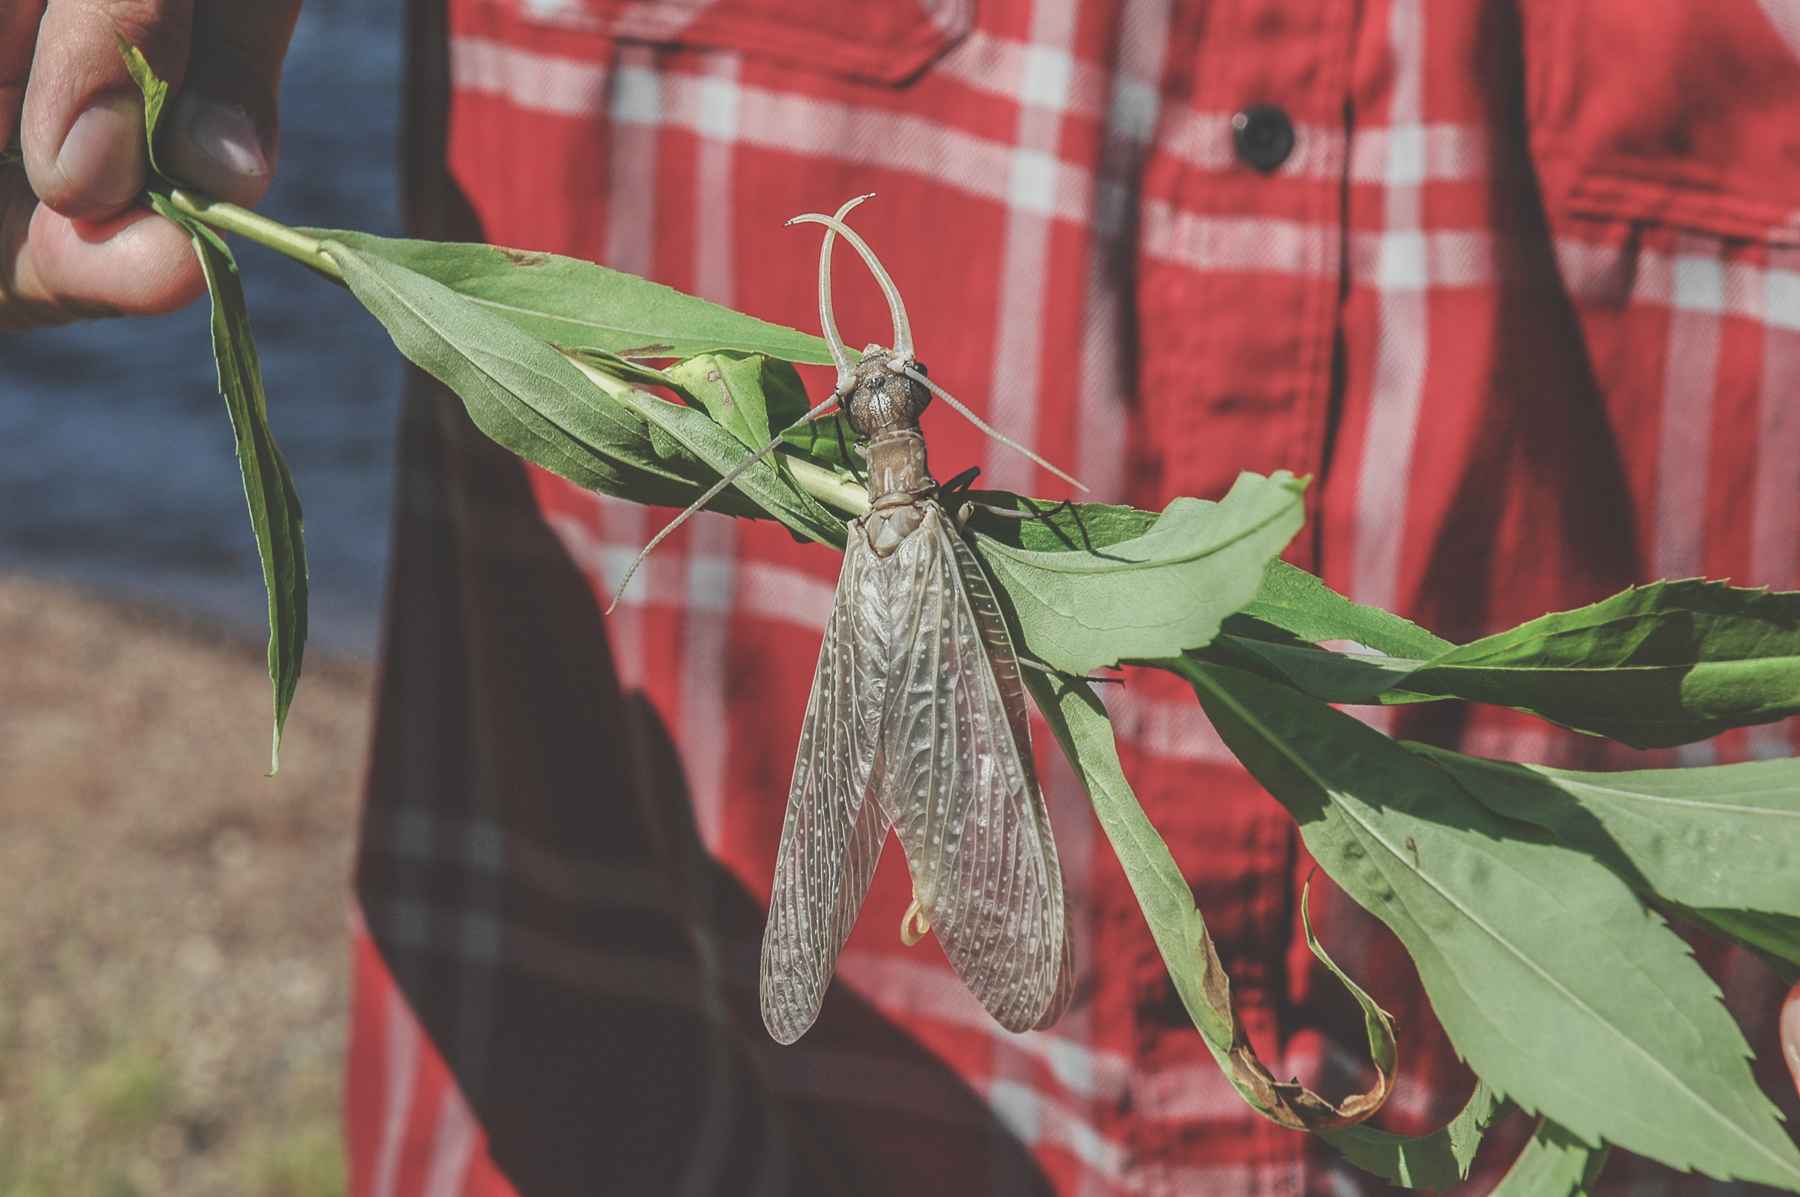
[786,206,916,365]
[803,194,873,395]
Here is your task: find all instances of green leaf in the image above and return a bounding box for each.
[322,237,761,514]
[664,353,797,451]
[151,194,308,774]
[1177,660,1800,1191]
[1211,634,1435,705]
[117,39,170,175]
[571,358,845,549]
[1489,1121,1611,1197]
[779,407,860,470]
[565,347,678,391]
[1024,673,1395,1132]
[1410,747,1800,918]
[962,497,1156,553]
[1239,560,1453,660]
[1403,581,1800,748]
[303,229,834,364]
[1320,1081,1501,1190]
[976,471,1307,674]
[1212,579,1800,748]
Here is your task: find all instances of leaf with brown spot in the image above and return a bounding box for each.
[1025,673,1397,1134]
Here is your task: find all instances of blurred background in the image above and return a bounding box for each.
[0,1,403,1192]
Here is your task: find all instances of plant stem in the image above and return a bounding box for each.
[162,188,345,283]
[784,455,869,518]
[570,356,870,519]
[156,186,875,520]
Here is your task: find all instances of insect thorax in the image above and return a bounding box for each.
[840,350,932,553]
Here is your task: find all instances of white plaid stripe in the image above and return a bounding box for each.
[453,32,612,113]
[1349,0,1431,618]
[682,73,743,844]
[545,511,838,625]
[937,31,1114,120]
[982,3,1082,496]
[1160,111,1486,184]
[454,34,1507,258]
[1556,236,1800,319]
[1751,250,1800,758]
[517,0,722,40]
[1132,1160,1303,1197]
[1759,0,1800,61]
[988,5,1094,1126]
[593,42,666,692]
[373,980,424,1197]
[838,952,1133,1100]
[1142,203,1337,276]
[989,1080,1126,1179]
[1655,241,1724,577]
[421,1081,479,1197]
[1074,0,1172,499]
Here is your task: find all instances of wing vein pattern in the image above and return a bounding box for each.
[760,533,893,1043]
[877,504,1072,1032]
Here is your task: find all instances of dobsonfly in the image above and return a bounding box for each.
[615,197,1081,1043]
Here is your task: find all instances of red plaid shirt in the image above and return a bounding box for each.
[346,1,1800,1193]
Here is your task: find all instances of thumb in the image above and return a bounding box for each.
[1783,981,1800,1101]
[20,0,195,219]
[158,0,302,207]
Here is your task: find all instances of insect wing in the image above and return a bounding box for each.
[878,505,1073,1033]
[760,535,893,1043]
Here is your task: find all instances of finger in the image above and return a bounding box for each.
[1,168,200,327]
[1,2,46,142]
[1783,981,1800,1101]
[158,0,301,206]
[20,0,195,219]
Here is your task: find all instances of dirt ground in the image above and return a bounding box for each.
[0,573,371,1197]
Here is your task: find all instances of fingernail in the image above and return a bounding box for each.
[55,92,147,212]
[176,100,269,182]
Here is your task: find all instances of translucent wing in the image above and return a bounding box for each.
[877,504,1073,1033]
[760,535,893,1044]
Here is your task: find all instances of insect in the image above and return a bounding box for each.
[758,201,1077,1043]
[611,197,1080,1043]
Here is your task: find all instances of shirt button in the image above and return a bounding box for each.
[1232,104,1295,173]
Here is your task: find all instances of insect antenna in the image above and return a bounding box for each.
[811,193,875,393]
[788,208,1088,493]
[605,391,844,613]
[787,206,913,363]
[898,362,1089,492]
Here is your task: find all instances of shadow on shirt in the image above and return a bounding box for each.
[354,375,1055,1197]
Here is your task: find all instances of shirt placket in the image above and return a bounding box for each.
[1119,0,1354,1191]
[1134,0,1352,568]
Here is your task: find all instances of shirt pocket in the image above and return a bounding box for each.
[1521,0,1800,245]
[1516,1,1800,607]
[508,0,974,85]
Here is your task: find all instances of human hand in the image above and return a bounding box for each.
[1,0,302,329]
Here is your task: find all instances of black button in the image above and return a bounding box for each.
[1232,104,1295,174]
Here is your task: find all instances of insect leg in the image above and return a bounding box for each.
[937,466,982,500]
[899,896,933,946]
[1014,654,1125,686]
